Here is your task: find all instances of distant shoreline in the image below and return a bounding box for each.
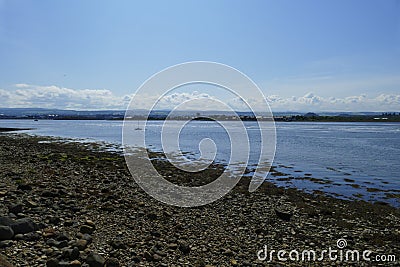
[1,116,400,122]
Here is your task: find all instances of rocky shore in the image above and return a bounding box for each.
[0,134,399,266]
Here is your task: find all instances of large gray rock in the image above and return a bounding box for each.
[86,252,105,267]
[9,218,37,234]
[0,216,15,226]
[0,226,14,241]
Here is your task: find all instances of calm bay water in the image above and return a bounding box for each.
[1,119,399,206]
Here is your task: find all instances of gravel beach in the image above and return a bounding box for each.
[0,134,399,266]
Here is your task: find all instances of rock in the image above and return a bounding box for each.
[0,240,13,248]
[17,183,32,191]
[74,239,88,251]
[57,240,69,248]
[70,247,80,260]
[110,239,127,249]
[25,200,38,208]
[23,232,41,241]
[58,261,70,267]
[79,225,94,234]
[147,212,157,220]
[80,233,92,244]
[0,226,14,241]
[85,220,95,228]
[46,238,60,247]
[42,190,58,198]
[9,218,37,234]
[104,258,120,267]
[274,208,293,221]
[86,252,105,267]
[8,203,23,214]
[178,240,190,254]
[70,260,82,267]
[143,251,153,261]
[46,258,59,267]
[222,249,234,256]
[152,253,162,261]
[167,243,178,250]
[13,234,23,240]
[64,220,74,227]
[0,216,14,226]
[43,228,57,238]
[150,231,161,237]
[56,232,71,241]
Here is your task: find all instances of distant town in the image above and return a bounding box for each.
[0,108,399,122]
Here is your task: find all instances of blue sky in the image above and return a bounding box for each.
[0,0,399,111]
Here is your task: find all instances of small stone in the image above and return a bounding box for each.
[57,240,69,248]
[67,247,79,260]
[56,232,71,241]
[58,261,70,267]
[0,240,13,248]
[70,260,82,267]
[64,220,74,227]
[143,251,153,261]
[147,213,157,220]
[0,226,14,241]
[81,234,93,244]
[23,232,41,241]
[178,240,190,254]
[153,254,162,261]
[222,249,234,256]
[46,258,59,267]
[14,234,24,240]
[74,239,88,251]
[274,208,293,221]
[25,200,38,207]
[230,259,238,266]
[167,243,178,250]
[79,225,94,234]
[104,258,120,267]
[8,203,23,215]
[43,228,57,238]
[85,220,95,228]
[110,239,127,249]
[86,252,105,267]
[17,184,32,191]
[46,238,60,247]
[42,190,58,197]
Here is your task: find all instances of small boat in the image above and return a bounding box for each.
[34,119,38,121]
[135,121,142,130]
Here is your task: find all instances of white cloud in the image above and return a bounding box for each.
[0,84,399,112]
[1,84,129,110]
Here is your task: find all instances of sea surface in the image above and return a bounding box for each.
[1,119,399,206]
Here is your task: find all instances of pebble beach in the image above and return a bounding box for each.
[0,133,399,266]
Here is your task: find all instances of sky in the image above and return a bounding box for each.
[0,0,399,112]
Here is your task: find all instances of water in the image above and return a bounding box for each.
[1,119,399,206]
